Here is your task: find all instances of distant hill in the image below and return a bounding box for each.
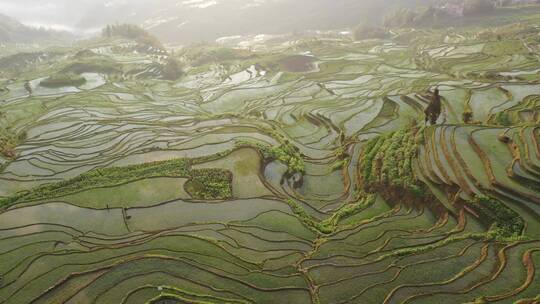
[0,14,73,43]
[5,0,533,45]
[383,0,540,29]
[74,0,438,44]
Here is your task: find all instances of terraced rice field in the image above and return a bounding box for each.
[0,24,539,303]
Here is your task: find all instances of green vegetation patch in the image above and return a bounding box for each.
[185,169,233,200]
[40,73,86,88]
[286,194,376,235]
[62,57,122,75]
[237,132,305,175]
[467,195,525,240]
[359,127,424,197]
[102,24,165,52]
[0,156,234,209]
[0,127,25,159]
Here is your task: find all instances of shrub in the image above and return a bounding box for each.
[185,169,233,200]
[161,57,184,81]
[285,195,376,235]
[494,111,512,126]
[236,131,305,175]
[467,195,524,240]
[462,111,474,124]
[331,160,347,171]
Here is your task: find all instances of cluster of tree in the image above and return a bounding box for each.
[0,127,26,159]
[102,24,165,52]
[39,73,86,88]
[62,58,122,75]
[184,169,233,200]
[359,128,423,197]
[236,130,305,176]
[161,57,184,81]
[467,195,524,240]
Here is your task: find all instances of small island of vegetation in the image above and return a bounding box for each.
[39,73,86,88]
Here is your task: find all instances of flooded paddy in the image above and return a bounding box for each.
[0,24,539,304]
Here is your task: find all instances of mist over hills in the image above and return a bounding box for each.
[82,0,437,43]
[0,13,72,43]
[1,0,437,44]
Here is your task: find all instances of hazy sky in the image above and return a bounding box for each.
[0,0,150,31]
[0,0,269,31]
[0,0,427,43]
[0,0,97,30]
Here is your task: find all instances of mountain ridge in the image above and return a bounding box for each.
[72,0,438,44]
[0,13,73,43]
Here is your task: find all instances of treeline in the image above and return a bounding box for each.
[102,24,165,52]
